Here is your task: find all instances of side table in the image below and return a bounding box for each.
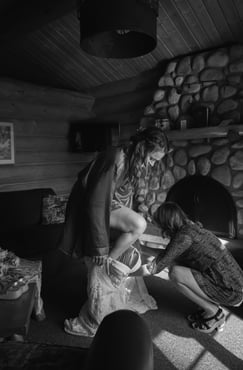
[0,258,45,341]
[0,283,36,339]
[16,258,44,319]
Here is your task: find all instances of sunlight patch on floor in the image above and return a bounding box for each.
[153,331,205,369]
[215,311,243,359]
[152,310,243,370]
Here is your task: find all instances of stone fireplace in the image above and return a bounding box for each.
[136,43,243,241]
[136,131,243,240]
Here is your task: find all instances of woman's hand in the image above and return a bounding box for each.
[92,256,118,278]
[92,255,108,266]
[129,263,152,277]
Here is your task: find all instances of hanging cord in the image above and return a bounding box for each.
[138,0,159,16]
[77,0,87,20]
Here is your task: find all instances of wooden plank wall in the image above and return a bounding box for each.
[0,68,160,195]
[0,79,95,195]
[90,66,163,144]
[90,66,163,128]
[0,120,97,194]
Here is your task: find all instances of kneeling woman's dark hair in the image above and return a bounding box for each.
[155,201,189,238]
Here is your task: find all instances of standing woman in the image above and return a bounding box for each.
[141,201,243,334]
[59,126,170,336]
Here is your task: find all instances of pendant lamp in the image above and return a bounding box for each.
[79,0,158,58]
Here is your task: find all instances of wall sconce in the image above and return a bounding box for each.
[78,0,158,58]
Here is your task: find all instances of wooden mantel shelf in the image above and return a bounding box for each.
[166,124,243,141]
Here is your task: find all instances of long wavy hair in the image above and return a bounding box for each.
[154,201,189,238]
[125,126,170,185]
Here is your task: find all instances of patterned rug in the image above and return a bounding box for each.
[0,341,88,369]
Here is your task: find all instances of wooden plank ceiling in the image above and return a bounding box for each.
[0,0,242,95]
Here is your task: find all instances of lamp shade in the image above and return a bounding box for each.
[79,0,158,58]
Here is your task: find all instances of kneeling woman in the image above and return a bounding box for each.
[139,202,243,334]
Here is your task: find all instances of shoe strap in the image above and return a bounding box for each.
[203,307,223,322]
[194,308,224,330]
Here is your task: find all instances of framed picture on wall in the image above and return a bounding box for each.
[0,122,15,164]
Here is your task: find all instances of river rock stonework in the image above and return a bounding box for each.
[137,44,243,239]
[143,44,243,129]
[137,135,243,238]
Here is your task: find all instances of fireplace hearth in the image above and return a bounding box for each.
[166,175,237,239]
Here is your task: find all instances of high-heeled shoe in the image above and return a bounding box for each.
[187,305,223,323]
[191,307,225,334]
[187,308,205,323]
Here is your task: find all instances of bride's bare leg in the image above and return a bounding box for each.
[109,206,147,260]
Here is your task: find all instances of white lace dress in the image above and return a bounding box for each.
[64,247,157,337]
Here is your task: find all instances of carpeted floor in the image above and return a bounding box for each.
[24,266,243,370]
[144,275,243,370]
[6,250,242,370]
[0,341,87,370]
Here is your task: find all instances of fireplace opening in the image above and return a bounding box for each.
[166,175,237,239]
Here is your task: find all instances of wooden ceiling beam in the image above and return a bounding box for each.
[0,0,77,42]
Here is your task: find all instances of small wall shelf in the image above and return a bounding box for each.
[166,124,243,141]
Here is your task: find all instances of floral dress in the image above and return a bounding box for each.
[111,149,134,210]
[150,222,243,307]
